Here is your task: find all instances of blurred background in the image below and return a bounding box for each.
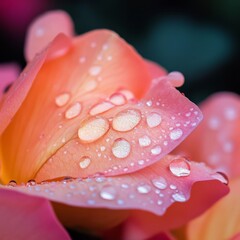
[0,0,239,103]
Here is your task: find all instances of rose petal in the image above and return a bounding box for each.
[35,74,202,181]
[0,63,20,100]
[0,188,70,239]
[1,155,228,232]
[0,29,151,184]
[187,178,240,240]
[175,92,240,179]
[145,59,167,79]
[25,10,74,61]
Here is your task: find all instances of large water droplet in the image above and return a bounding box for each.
[89,66,101,76]
[109,93,126,106]
[112,109,141,132]
[151,145,162,155]
[26,179,36,187]
[112,138,131,158]
[118,89,134,100]
[90,101,114,115]
[172,192,187,202]
[169,128,183,140]
[100,185,116,200]
[79,156,91,169]
[78,117,109,143]
[211,172,229,185]
[65,102,82,119]
[169,157,191,177]
[137,184,152,194]
[55,93,70,107]
[138,135,151,147]
[146,112,162,128]
[152,177,167,189]
[8,180,17,187]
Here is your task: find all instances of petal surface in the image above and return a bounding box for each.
[1,155,229,232]
[175,92,240,178]
[187,178,240,240]
[0,188,70,240]
[25,10,74,62]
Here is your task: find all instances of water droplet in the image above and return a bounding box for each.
[169,128,183,140]
[79,56,86,63]
[138,135,151,147]
[112,109,141,132]
[8,180,17,187]
[157,200,163,205]
[55,93,70,107]
[211,172,228,185]
[169,157,191,177]
[208,117,220,130]
[89,66,101,76]
[109,93,126,106]
[151,145,162,155]
[137,184,152,194]
[146,112,162,128]
[224,107,237,120]
[118,89,135,100]
[82,79,97,92]
[90,101,114,115]
[138,159,145,165]
[112,138,131,158]
[152,177,167,189]
[26,179,36,187]
[79,156,91,169]
[172,193,187,202]
[100,185,116,200]
[65,102,82,119]
[78,117,109,143]
[146,100,152,107]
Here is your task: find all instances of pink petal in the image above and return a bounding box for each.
[175,92,240,179]
[145,59,167,79]
[25,10,74,61]
[0,188,70,239]
[35,74,202,181]
[0,63,20,100]
[2,155,228,232]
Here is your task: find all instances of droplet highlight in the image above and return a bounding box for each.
[169,128,183,140]
[65,102,82,119]
[90,101,114,116]
[89,66,101,76]
[100,185,116,200]
[55,93,70,107]
[137,184,152,194]
[146,112,162,128]
[79,156,91,169]
[112,138,131,159]
[151,177,167,189]
[138,135,151,147]
[169,157,191,177]
[151,145,162,155]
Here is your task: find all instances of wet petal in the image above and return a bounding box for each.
[175,92,240,178]
[0,188,70,239]
[0,29,151,184]
[187,178,240,240]
[25,10,74,61]
[1,155,228,232]
[145,59,167,79]
[35,74,202,181]
[0,63,20,100]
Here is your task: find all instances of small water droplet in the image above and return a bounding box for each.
[208,117,220,130]
[8,180,17,187]
[211,172,228,185]
[138,135,151,147]
[26,179,36,187]
[157,200,163,205]
[137,184,152,194]
[79,156,91,169]
[100,185,116,200]
[112,138,131,159]
[90,101,114,115]
[65,102,82,119]
[112,109,141,132]
[109,93,126,106]
[169,128,183,140]
[151,145,162,155]
[55,93,70,107]
[172,192,186,202]
[89,66,101,76]
[78,117,109,143]
[146,100,152,107]
[138,159,145,165]
[82,79,97,92]
[79,56,86,63]
[169,157,191,177]
[146,112,162,128]
[152,177,167,189]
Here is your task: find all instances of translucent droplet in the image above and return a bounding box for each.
[55,93,70,107]
[211,172,229,185]
[112,138,131,158]
[8,180,17,187]
[79,156,91,169]
[112,109,141,132]
[100,185,116,200]
[169,158,191,177]
[89,66,101,76]
[151,145,162,155]
[82,79,97,92]
[152,177,167,189]
[65,102,82,119]
[138,135,151,147]
[172,193,187,202]
[169,128,183,140]
[109,93,126,106]
[208,117,220,130]
[137,184,152,194]
[78,117,109,143]
[146,100,152,107]
[26,179,36,187]
[146,112,162,128]
[90,101,114,115]
[157,200,163,205]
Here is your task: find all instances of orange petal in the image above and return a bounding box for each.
[187,177,240,240]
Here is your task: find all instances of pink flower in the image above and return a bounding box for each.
[0,10,228,239]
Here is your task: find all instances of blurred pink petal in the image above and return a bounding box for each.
[0,188,70,240]
[145,59,167,78]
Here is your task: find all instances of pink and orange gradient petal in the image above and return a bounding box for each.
[187,177,240,240]
[1,155,229,232]
[0,188,70,240]
[25,10,74,62]
[175,92,240,179]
